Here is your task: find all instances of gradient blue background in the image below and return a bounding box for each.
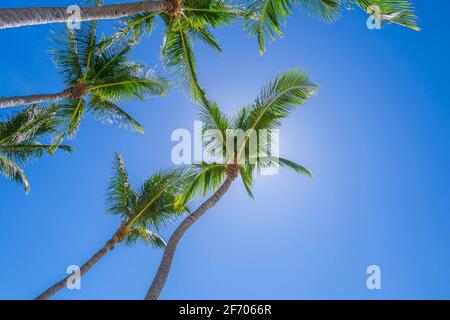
[0,1,449,299]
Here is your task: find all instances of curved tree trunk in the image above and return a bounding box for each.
[0,1,170,29]
[35,229,125,300]
[0,92,69,109]
[145,174,236,300]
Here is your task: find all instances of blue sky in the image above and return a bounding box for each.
[0,1,449,299]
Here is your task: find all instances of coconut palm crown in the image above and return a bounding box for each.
[178,67,317,205]
[49,21,170,142]
[106,153,188,243]
[35,152,189,300]
[0,105,72,193]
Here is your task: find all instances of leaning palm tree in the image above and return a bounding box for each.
[35,153,188,300]
[0,21,168,141]
[0,105,72,193]
[0,0,178,29]
[103,0,243,102]
[145,68,317,299]
[244,0,419,54]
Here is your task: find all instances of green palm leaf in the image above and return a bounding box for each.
[162,22,207,102]
[175,163,227,207]
[239,164,255,199]
[257,156,314,179]
[125,227,166,248]
[190,69,316,199]
[106,152,137,218]
[245,68,317,131]
[132,170,188,230]
[0,156,29,192]
[244,0,297,55]
[89,96,144,133]
[106,154,188,233]
[0,143,72,162]
[353,0,419,30]
[48,22,169,141]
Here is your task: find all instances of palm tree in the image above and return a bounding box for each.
[0,21,169,141]
[0,105,72,193]
[35,153,188,300]
[103,0,243,102]
[145,68,317,299]
[0,0,177,29]
[244,0,419,54]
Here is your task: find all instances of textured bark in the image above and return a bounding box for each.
[0,1,171,29]
[145,174,236,300]
[0,92,69,109]
[35,226,127,300]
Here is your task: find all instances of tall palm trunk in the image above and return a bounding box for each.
[0,1,171,29]
[35,226,126,300]
[0,92,69,109]
[145,174,236,300]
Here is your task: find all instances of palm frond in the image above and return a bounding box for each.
[162,22,206,102]
[89,96,144,133]
[124,227,166,248]
[175,163,227,208]
[91,66,169,101]
[199,99,230,158]
[106,153,137,219]
[257,156,314,179]
[0,105,72,192]
[48,28,83,86]
[245,68,317,131]
[298,0,341,22]
[0,156,29,192]
[102,12,157,49]
[0,105,61,145]
[239,164,255,199]
[353,0,419,30]
[199,99,230,136]
[189,26,223,53]
[244,0,296,55]
[0,143,72,162]
[130,169,189,230]
[184,0,243,27]
[58,99,86,138]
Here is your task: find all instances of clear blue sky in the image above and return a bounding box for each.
[0,1,449,299]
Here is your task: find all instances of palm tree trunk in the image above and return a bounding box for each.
[144,174,236,300]
[35,227,126,300]
[0,92,69,109]
[0,1,171,29]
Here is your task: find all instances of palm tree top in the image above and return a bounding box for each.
[49,21,169,141]
[176,68,317,205]
[106,153,189,247]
